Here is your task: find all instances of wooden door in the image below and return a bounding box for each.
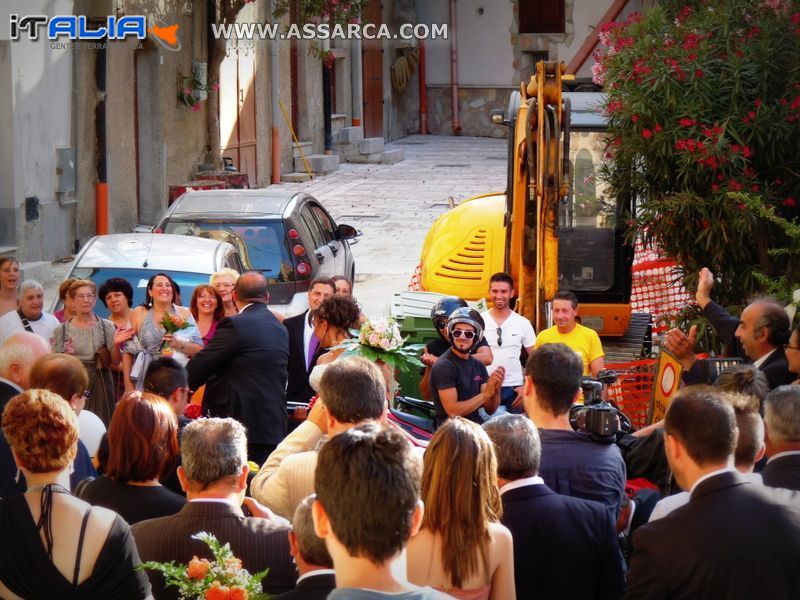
[220,44,257,186]
[362,0,383,138]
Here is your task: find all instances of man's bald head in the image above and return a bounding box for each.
[0,332,51,389]
[234,271,268,304]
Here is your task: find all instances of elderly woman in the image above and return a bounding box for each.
[52,280,126,427]
[210,268,240,317]
[76,391,186,524]
[0,257,21,317]
[123,273,201,392]
[0,389,151,598]
[0,279,60,343]
[407,417,515,599]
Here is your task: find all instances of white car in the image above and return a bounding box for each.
[53,234,244,316]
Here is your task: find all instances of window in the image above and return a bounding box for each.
[519,0,565,35]
[309,203,336,244]
[299,205,325,249]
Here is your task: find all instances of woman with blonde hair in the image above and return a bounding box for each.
[209,268,240,317]
[407,417,515,600]
[0,389,151,598]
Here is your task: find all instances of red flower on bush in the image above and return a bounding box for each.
[784,197,798,207]
[642,128,653,139]
[679,118,697,127]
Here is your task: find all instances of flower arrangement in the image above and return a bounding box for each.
[333,316,424,374]
[161,312,191,356]
[139,532,269,600]
[178,74,217,112]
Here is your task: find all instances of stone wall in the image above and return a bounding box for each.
[424,86,508,138]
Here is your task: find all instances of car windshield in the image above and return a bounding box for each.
[162,220,295,281]
[69,267,211,317]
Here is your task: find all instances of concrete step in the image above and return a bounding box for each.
[337,126,364,144]
[281,172,314,183]
[360,137,384,155]
[380,149,405,164]
[295,154,339,174]
[20,261,52,284]
[292,141,313,160]
[331,113,348,133]
[345,153,383,164]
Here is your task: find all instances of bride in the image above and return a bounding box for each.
[308,294,362,393]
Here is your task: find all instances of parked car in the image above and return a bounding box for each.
[153,189,361,316]
[52,234,243,317]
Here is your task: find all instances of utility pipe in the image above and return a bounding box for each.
[95,43,109,234]
[449,0,461,135]
[418,39,427,134]
[565,0,629,74]
[269,0,281,182]
[322,37,333,153]
[351,38,363,127]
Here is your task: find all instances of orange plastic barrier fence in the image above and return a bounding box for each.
[606,358,658,429]
[630,240,692,335]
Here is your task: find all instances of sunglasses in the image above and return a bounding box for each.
[452,330,476,340]
[496,327,502,347]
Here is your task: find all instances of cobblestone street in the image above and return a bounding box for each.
[271,134,508,315]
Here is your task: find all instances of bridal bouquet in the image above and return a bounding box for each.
[334,316,424,373]
[139,532,269,600]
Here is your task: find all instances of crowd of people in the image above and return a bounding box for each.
[0,255,799,598]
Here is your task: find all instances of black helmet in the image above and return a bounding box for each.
[431,296,468,341]
[446,307,485,350]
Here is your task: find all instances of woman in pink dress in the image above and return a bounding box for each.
[407,417,516,600]
[189,284,224,347]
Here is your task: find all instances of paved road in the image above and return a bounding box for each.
[44,134,508,317]
[274,134,507,315]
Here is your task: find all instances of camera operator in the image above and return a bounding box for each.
[522,344,626,519]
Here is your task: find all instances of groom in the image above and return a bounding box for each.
[187,270,289,464]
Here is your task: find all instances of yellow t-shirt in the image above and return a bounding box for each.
[534,323,605,375]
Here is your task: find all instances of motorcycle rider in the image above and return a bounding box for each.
[419,296,493,400]
[429,308,503,429]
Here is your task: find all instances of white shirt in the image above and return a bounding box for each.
[0,310,60,344]
[481,310,536,387]
[753,348,777,369]
[297,569,336,584]
[499,475,545,495]
[650,470,762,522]
[77,410,106,458]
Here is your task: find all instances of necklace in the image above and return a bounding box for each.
[26,483,71,494]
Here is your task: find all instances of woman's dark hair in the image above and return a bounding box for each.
[98,277,134,309]
[142,273,177,308]
[315,294,361,331]
[190,284,224,322]
[104,392,179,483]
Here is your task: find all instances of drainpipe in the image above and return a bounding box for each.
[95,43,109,234]
[269,0,281,182]
[351,38,363,127]
[449,0,461,135]
[322,38,333,153]
[418,39,427,134]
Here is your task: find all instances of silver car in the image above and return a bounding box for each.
[54,233,243,316]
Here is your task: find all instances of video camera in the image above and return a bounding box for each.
[570,370,631,443]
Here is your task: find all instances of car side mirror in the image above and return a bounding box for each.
[336,223,361,240]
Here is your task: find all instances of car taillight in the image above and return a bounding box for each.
[152,227,163,234]
[288,228,300,239]
[296,262,311,276]
[292,244,306,256]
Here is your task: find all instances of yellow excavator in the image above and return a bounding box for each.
[417,61,649,359]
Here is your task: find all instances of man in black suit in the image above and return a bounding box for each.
[665,267,794,389]
[132,418,296,599]
[283,277,335,405]
[0,332,51,498]
[625,388,800,600]
[762,385,800,490]
[188,271,289,464]
[483,414,624,600]
[276,494,335,600]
